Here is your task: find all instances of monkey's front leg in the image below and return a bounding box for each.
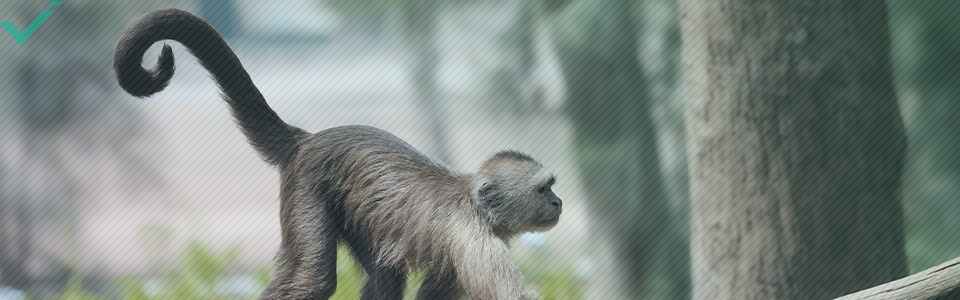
[451,233,529,300]
[415,269,464,300]
[416,268,541,300]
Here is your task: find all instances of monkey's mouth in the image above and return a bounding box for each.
[536,217,560,230]
[540,209,561,226]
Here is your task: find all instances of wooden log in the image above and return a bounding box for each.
[834,257,960,300]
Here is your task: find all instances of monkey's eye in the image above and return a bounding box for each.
[538,186,547,194]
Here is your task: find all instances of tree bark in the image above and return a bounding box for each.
[677,1,909,299]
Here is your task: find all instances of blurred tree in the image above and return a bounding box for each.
[886,1,960,299]
[322,0,454,164]
[0,1,166,297]
[488,0,548,117]
[552,0,689,298]
[677,0,908,299]
[887,0,960,272]
[398,0,454,164]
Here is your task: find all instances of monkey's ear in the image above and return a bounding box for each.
[473,177,494,200]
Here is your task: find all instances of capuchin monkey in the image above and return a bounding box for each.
[114,9,561,300]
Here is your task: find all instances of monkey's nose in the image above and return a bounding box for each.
[550,198,562,208]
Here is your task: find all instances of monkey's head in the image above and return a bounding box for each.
[473,151,562,237]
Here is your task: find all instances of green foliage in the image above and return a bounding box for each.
[336,243,585,300]
[114,242,246,300]
[53,275,100,300]
[519,251,586,300]
[41,242,582,300]
[336,244,586,300]
[329,246,429,299]
[330,246,363,299]
[43,242,256,300]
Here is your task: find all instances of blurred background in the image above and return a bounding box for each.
[0,0,958,299]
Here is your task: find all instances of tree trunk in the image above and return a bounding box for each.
[400,0,454,165]
[677,1,908,299]
[555,0,686,297]
[508,0,546,113]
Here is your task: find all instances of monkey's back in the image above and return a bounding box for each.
[299,125,456,184]
[289,125,476,267]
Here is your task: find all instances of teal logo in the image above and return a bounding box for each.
[2,1,62,45]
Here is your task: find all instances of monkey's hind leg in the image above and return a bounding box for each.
[260,191,341,300]
[347,236,408,300]
[415,269,464,300]
[359,265,407,300]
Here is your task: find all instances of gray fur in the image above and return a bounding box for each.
[114,9,561,300]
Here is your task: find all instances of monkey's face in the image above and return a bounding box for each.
[524,167,563,231]
[475,153,562,236]
[531,179,562,229]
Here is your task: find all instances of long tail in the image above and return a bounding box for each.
[114,8,304,166]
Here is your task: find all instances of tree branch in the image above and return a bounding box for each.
[834,257,960,300]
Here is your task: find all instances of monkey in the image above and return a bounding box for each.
[113,9,562,300]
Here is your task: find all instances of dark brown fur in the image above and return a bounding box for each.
[114,9,561,300]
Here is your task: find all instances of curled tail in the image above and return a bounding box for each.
[114,8,304,166]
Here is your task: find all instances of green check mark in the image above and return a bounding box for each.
[2,1,62,45]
